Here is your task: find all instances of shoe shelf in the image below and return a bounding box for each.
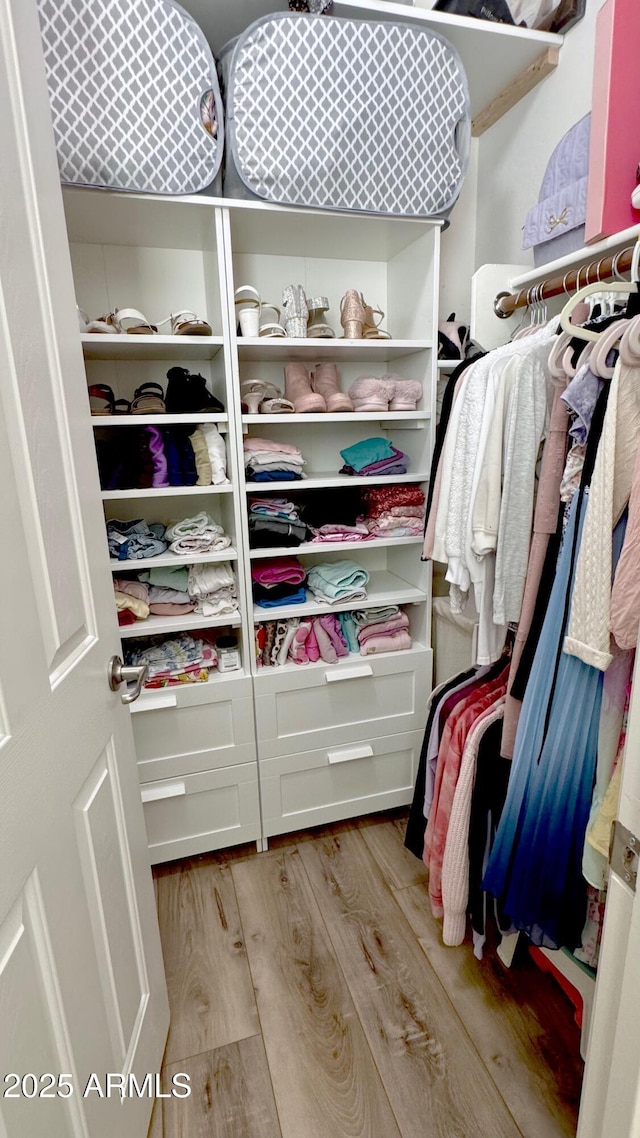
[119,610,242,639]
[81,334,225,361]
[109,548,239,572]
[249,535,423,559]
[246,471,430,491]
[236,338,432,362]
[242,411,431,425]
[93,413,228,428]
[252,569,426,622]
[101,483,234,500]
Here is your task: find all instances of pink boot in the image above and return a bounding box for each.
[313,363,353,413]
[284,363,326,413]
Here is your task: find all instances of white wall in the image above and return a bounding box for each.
[475,0,606,268]
[439,0,607,327]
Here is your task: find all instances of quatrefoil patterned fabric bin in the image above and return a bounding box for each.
[219,13,470,220]
[37,0,223,195]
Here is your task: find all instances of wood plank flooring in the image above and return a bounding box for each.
[151,810,583,1138]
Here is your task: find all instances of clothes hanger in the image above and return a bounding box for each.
[619,312,640,365]
[559,260,638,342]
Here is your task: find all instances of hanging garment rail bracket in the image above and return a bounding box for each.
[493,243,638,318]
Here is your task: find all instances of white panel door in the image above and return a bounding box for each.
[0,2,169,1137]
[578,646,640,1138]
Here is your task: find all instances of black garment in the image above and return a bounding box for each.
[468,717,512,946]
[253,581,305,604]
[249,516,307,548]
[404,666,476,860]
[423,356,483,548]
[165,367,225,414]
[299,488,365,529]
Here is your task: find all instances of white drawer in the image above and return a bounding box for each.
[260,730,423,838]
[141,762,260,864]
[131,675,256,782]
[254,649,431,758]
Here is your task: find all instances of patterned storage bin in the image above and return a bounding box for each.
[522,114,591,267]
[219,13,470,220]
[37,0,223,195]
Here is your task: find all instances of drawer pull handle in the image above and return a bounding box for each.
[141,781,186,803]
[324,665,374,684]
[130,694,178,714]
[327,744,374,765]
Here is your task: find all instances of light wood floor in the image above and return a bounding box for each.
[150,809,583,1138]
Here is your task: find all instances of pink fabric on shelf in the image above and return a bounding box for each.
[358,613,410,642]
[360,630,412,655]
[319,614,349,657]
[148,602,196,616]
[243,436,302,455]
[306,622,320,662]
[251,558,306,585]
[313,618,338,663]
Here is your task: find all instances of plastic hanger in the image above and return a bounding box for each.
[559,254,639,341]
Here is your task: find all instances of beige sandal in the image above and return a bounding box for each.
[340,289,366,338]
[111,307,158,334]
[157,310,212,337]
[362,301,391,340]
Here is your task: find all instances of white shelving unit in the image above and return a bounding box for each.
[65,187,437,856]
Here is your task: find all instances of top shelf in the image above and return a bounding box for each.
[178,0,561,131]
[509,222,640,291]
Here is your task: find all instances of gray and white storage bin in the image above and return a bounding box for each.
[37,0,223,196]
[219,13,470,220]
[522,114,591,267]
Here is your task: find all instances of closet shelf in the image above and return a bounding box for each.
[242,411,431,425]
[437,359,463,370]
[101,483,234,500]
[246,471,430,491]
[253,570,426,621]
[249,535,423,559]
[236,338,432,362]
[81,333,224,360]
[187,0,561,134]
[508,222,640,291]
[93,413,228,427]
[255,640,429,677]
[130,667,248,710]
[109,548,238,571]
[119,611,242,638]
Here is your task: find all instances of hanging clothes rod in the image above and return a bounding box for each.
[493,244,636,319]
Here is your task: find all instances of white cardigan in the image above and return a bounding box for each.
[565,357,640,670]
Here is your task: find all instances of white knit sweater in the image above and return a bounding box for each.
[441,699,505,947]
[565,358,640,670]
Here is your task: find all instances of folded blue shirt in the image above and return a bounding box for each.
[339,437,395,473]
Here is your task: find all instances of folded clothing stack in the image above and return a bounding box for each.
[107,519,168,561]
[306,560,369,605]
[353,606,412,655]
[252,557,307,608]
[124,632,218,688]
[300,488,370,543]
[339,436,408,477]
[165,512,231,555]
[107,512,232,562]
[255,605,411,666]
[113,561,238,625]
[244,436,306,482]
[249,497,307,548]
[363,485,426,537]
[187,562,238,616]
[114,575,194,623]
[96,423,227,491]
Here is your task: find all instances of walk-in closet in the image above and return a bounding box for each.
[2,0,640,1136]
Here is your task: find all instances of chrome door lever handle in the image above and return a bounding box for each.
[108,656,149,704]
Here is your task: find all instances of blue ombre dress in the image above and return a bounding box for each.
[483,493,626,949]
